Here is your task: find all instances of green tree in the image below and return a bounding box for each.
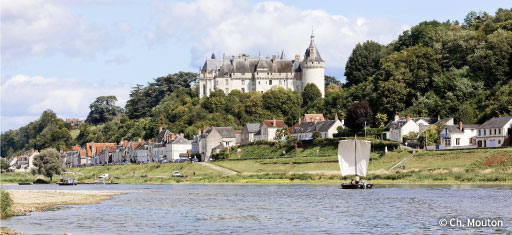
[262,87,302,125]
[312,131,321,140]
[0,158,9,172]
[345,40,386,87]
[32,148,63,182]
[125,84,148,119]
[375,113,388,128]
[302,83,322,110]
[86,96,123,124]
[324,75,342,88]
[0,189,13,218]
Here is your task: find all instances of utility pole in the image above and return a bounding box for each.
[364,121,367,138]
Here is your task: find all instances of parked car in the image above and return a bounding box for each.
[192,157,199,162]
[174,159,190,163]
[172,171,182,177]
[99,173,109,179]
[161,160,169,163]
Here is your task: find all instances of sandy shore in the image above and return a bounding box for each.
[5,190,124,216]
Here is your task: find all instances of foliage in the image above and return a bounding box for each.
[0,189,13,218]
[0,158,9,171]
[0,110,72,157]
[86,96,123,124]
[32,148,64,181]
[312,131,321,140]
[345,100,373,132]
[302,83,322,111]
[324,75,342,88]
[345,40,386,87]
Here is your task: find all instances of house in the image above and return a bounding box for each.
[241,123,260,144]
[291,115,344,140]
[304,114,325,122]
[198,126,236,161]
[12,149,38,172]
[475,116,512,148]
[440,122,479,149]
[254,119,287,142]
[167,134,192,161]
[234,130,242,145]
[86,143,116,165]
[389,114,450,143]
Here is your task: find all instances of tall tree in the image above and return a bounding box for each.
[32,148,63,182]
[344,41,386,87]
[86,96,123,125]
[302,83,322,110]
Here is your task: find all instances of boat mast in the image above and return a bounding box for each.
[354,135,357,176]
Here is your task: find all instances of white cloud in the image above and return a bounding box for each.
[0,74,131,132]
[147,0,407,71]
[1,0,122,66]
[106,54,130,65]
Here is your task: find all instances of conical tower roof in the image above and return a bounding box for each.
[303,33,324,63]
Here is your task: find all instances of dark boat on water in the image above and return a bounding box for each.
[338,138,373,189]
[57,172,78,186]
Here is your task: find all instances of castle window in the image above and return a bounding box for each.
[258,81,261,85]
[225,79,229,85]
[242,88,245,93]
[269,80,272,85]
[242,80,245,85]
[279,80,282,85]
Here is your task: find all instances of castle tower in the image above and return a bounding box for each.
[301,33,325,97]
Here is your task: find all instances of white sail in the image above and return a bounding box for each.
[338,139,371,177]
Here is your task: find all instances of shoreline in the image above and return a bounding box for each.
[4,189,125,216]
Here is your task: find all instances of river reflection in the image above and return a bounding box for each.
[2,184,511,234]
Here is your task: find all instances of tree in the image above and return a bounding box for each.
[86,96,123,124]
[32,148,63,182]
[344,40,386,87]
[324,75,342,88]
[0,158,9,172]
[345,100,373,132]
[262,87,302,125]
[375,113,388,128]
[302,83,322,108]
[312,131,321,140]
[275,127,288,141]
[125,84,148,119]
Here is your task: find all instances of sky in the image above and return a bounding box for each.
[1,0,509,132]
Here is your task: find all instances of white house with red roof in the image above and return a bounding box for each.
[254,118,287,142]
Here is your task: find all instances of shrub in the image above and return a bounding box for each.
[1,189,13,218]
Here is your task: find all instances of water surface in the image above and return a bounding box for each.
[2,184,511,234]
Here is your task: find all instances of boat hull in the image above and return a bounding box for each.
[341,183,373,189]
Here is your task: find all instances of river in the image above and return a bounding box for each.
[2,184,511,234]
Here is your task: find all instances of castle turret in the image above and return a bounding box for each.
[301,33,325,97]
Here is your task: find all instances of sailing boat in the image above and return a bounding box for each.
[338,138,373,189]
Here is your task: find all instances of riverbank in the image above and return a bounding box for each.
[4,190,122,216]
[2,147,511,184]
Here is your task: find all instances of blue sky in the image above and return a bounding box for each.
[1,0,509,132]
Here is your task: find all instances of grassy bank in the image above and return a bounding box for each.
[1,147,511,184]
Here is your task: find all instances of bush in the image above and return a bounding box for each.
[1,189,13,218]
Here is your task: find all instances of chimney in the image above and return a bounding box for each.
[438,115,441,121]
[406,114,410,122]
[159,127,163,132]
[295,54,299,61]
[394,113,399,122]
[171,133,175,140]
[180,133,184,138]
[335,113,338,121]
[299,117,301,124]
[272,55,276,61]
[341,118,345,126]
[198,128,202,135]
[459,121,463,131]
[273,117,276,126]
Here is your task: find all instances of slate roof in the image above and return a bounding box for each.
[303,35,324,63]
[262,120,287,128]
[390,117,438,130]
[444,124,480,133]
[202,57,297,74]
[154,130,172,143]
[245,123,260,133]
[292,120,337,134]
[479,116,512,128]
[171,135,192,145]
[216,127,236,138]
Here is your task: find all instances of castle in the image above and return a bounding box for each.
[199,34,325,98]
